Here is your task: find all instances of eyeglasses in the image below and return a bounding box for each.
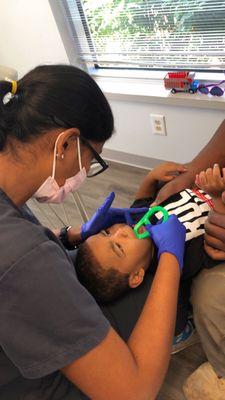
[52,116,109,178]
[198,80,225,97]
[80,137,109,178]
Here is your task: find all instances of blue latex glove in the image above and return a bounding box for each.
[81,192,148,240]
[146,214,186,272]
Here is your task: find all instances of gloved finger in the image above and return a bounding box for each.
[98,192,115,214]
[148,214,176,234]
[144,223,152,234]
[125,207,149,225]
[125,210,134,226]
[146,223,157,235]
[129,207,149,214]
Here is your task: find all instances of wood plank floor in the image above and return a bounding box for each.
[28,161,207,400]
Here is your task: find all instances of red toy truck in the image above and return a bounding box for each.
[164,71,199,94]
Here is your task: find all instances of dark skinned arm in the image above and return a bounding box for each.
[153,120,225,259]
[135,162,187,200]
[154,119,225,205]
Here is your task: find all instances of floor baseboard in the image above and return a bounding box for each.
[102,148,164,170]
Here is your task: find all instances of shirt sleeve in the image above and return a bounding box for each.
[0,241,110,379]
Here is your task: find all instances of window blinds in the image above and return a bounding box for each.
[63,0,225,70]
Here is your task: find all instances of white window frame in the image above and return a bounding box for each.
[49,0,225,109]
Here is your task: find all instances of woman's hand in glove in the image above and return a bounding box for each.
[146,215,186,272]
[81,192,148,240]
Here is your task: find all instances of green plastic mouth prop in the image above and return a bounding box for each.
[134,206,169,239]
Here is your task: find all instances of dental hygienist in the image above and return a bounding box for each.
[0,64,185,400]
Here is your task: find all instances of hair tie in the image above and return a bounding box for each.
[11,80,17,95]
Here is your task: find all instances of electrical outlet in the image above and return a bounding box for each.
[151,114,167,136]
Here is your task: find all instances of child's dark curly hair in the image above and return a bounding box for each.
[75,242,130,304]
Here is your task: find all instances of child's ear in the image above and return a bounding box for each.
[129,268,145,289]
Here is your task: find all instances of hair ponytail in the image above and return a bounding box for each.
[0,80,15,107]
[0,80,16,150]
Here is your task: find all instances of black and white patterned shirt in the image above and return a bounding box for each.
[157,189,212,241]
[132,189,218,280]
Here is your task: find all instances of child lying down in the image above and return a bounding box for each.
[75,162,225,305]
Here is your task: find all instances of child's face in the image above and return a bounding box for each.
[85,223,153,276]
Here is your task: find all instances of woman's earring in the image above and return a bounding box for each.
[56,153,64,160]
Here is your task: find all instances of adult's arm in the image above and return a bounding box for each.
[135,162,187,200]
[61,253,180,400]
[54,193,149,246]
[154,119,225,204]
[54,225,82,246]
[61,216,185,400]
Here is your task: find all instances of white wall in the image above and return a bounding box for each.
[106,99,225,163]
[0,0,224,165]
[0,0,69,78]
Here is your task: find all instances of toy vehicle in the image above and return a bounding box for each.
[164,71,199,94]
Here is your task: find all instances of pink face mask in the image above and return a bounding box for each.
[33,132,87,203]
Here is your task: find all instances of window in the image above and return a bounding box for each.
[61,0,225,71]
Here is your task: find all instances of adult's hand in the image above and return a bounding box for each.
[153,168,196,205]
[146,215,186,271]
[154,120,225,204]
[81,192,148,240]
[204,207,225,259]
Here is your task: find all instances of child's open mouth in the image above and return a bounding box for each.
[132,225,146,234]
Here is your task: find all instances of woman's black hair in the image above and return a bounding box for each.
[0,64,114,151]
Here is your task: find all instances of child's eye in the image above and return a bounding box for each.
[115,242,125,255]
[102,230,110,236]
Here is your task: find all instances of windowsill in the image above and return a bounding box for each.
[90,68,225,110]
[89,67,224,82]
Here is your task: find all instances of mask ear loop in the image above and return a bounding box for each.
[52,133,83,178]
[52,131,65,179]
[77,137,83,170]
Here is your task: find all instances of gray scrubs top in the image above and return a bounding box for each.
[0,189,110,399]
